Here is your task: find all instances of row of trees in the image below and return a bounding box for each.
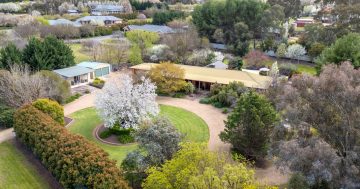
[0,36,75,71]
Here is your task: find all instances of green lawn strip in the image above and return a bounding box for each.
[0,141,51,189]
[69,44,92,63]
[296,64,317,75]
[68,105,209,164]
[159,105,209,143]
[265,61,316,75]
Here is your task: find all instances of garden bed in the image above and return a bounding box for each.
[94,125,136,146]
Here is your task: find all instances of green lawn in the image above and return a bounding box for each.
[68,108,137,164]
[68,105,209,164]
[0,141,51,189]
[69,44,92,63]
[159,105,209,142]
[296,64,317,75]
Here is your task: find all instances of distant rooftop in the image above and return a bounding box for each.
[92,4,124,12]
[53,66,94,78]
[48,19,81,27]
[76,16,121,22]
[210,43,227,50]
[131,63,271,89]
[126,24,174,34]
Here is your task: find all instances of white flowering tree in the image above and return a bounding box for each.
[269,61,279,86]
[95,74,159,129]
[285,44,306,63]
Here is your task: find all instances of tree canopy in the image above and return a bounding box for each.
[316,33,360,73]
[142,143,260,189]
[22,36,75,70]
[220,91,279,162]
[0,43,22,70]
[192,0,284,55]
[272,62,360,187]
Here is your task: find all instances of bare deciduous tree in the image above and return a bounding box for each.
[162,26,201,63]
[272,62,360,188]
[0,65,70,107]
[0,65,45,108]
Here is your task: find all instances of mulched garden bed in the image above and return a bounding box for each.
[64,117,73,127]
[94,124,136,146]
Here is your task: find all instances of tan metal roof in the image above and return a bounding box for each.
[131,63,272,89]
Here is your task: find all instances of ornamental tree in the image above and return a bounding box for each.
[95,74,159,129]
[285,44,306,63]
[148,62,187,94]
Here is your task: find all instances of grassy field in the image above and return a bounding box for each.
[0,141,51,189]
[69,44,92,63]
[68,105,209,164]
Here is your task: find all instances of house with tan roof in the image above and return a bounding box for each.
[130,63,272,90]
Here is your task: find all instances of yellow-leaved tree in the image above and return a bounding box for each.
[148,62,187,95]
[142,143,276,189]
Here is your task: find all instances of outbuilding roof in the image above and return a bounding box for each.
[53,66,94,78]
[77,61,111,69]
[126,24,174,34]
[131,63,272,89]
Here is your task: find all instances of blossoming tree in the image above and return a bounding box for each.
[95,74,159,129]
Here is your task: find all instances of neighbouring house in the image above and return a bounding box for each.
[53,62,111,87]
[75,16,122,26]
[210,43,227,51]
[293,17,314,27]
[124,24,174,34]
[131,63,272,90]
[91,4,124,15]
[67,9,79,15]
[48,18,81,27]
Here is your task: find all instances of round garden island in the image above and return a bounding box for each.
[68,104,209,164]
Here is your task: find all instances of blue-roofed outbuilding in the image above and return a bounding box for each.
[53,62,112,87]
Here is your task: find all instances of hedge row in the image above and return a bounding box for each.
[14,105,129,189]
[32,98,64,125]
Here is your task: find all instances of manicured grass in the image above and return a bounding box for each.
[68,108,137,164]
[159,105,209,143]
[0,141,51,189]
[68,105,209,164]
[69,44,92,63]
